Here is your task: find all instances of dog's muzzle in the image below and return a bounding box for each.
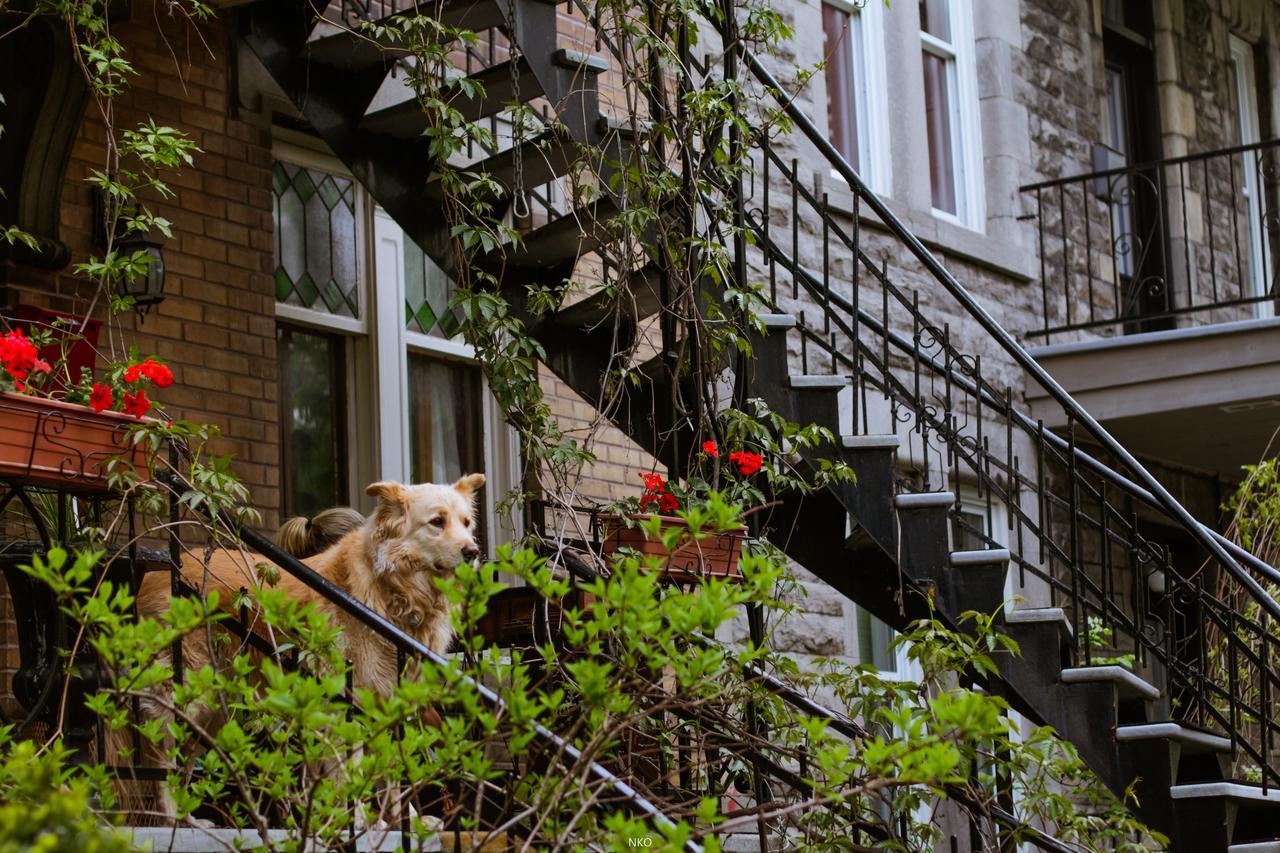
[462,543,481,560]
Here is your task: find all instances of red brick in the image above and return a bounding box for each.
[181,234,227,263]
[206,220,249,245]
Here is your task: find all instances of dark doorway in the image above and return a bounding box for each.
[1100,2,1171,333]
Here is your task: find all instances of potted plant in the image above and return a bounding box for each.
[0,325,173,493]
[598,442,765,583]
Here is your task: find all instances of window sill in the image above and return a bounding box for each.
[814,173,1036,284]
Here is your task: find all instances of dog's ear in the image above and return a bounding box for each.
[366,481,408,503]
[366,481,408,541]
[453,473,486,499]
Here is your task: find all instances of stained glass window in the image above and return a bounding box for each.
[403,236,462,338]
[273,161,360,318]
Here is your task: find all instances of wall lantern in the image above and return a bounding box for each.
[116,234,166,313]
[91,187,167,315]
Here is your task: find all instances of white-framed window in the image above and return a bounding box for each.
[1228,33,1274,318]
[272,132,521,545]
[919,0,984,228]
[822,0,891,193]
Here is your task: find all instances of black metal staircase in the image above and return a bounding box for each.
[235,0,1280,848]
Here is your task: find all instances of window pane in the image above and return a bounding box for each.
[952,507,988,552]
[922,51,957,214]
[278,324,347,518]
[919,0,951,42]
[823,4,859,171]
[856,608,897,672]
[403,236,462,339]
[408,354,484,485]
[273,161,360,318]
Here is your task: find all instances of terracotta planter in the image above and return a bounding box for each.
[0,392,151,493]
[472,585,595,649]
[599,514,747,583]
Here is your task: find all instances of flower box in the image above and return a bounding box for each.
[472,585,598,649]
[0,392,151,493]
[599,514,747,583]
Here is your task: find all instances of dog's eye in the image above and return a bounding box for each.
[430,516,446,529]
[463,518,472,528]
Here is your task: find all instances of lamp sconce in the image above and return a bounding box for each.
[91,187,167,316]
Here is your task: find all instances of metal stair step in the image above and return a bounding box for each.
[508,197,618,268]
[1061,665,1160,701]
[305,20,407,71]
[1115,722,1232,754]
[1171,783,1280,803]
[1004,606,1074,637]
[840,434,899,450]
[950,548,1010,567]
[307,0,509,71]
[363,57,543,137]
[597,114,654,137]
[758,313,796,329]
[553,48,608,73]
[894,491,955,510]
[426,128,575,199]
[789,374,847,390]
[552,264,661,328]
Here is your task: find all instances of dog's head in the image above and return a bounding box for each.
[364,475,485,575]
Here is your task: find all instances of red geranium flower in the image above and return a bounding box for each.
[0,329,39,383]
[640,472,665,494]
[124,358,174,388]
[728,450,763,476]
[701,440,718,457]
[89,383,114,413]
[122,389,151,419]
[658,493,680,513]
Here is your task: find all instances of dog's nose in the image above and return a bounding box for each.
[462,543,480,561]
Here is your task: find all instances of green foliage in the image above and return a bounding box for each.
[1226,457,1280,561]
[14,543,1163,849]
[0,737,137,853]
[1084,616,1135,669]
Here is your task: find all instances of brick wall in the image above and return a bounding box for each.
[3,16,279,513]
[0,12,278,715]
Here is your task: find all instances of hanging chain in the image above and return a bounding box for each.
[505,0,531,220]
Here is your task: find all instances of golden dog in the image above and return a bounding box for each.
[123,474,485,821]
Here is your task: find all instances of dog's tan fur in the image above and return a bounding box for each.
[136,474,484,691]
[122,475,484,819]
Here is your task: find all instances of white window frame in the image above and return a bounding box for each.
[824,0,892,195]
[274,136,521,545]
[1228,33,1274,319]
[919,0,985,230]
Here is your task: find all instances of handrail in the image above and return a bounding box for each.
[726,41,1272,618]
[1019,135,1280,192]
[224,516,700,851]
[1016,133,1279,339]
[769,242,1280,616]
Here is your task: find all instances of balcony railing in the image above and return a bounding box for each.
[1020,138,1280,342]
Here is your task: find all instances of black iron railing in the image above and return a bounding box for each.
[712,35,1280,788]
[1021,139,1280,341]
